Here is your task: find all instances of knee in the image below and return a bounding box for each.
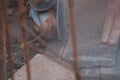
[109,7,119,13]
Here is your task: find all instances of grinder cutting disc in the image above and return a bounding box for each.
[29,0,56,11]
[29,0,58,39]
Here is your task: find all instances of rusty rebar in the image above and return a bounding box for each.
[0,1,7,80]
[19,0,32,80]
[6,23,15,80]
[15,35,73,70]
[69,0,82,80]
[0,16,6,80]
[2,0,15,80]
[19,16,68,66]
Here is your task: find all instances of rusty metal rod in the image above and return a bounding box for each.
[19,17,68,65]
[3,0,15,80]
[19,0,32,80]
[0,15,6,80]
[69,0,82,80]
[29,44,44,53]
[30,44,74,71]
[21,24,74,70]
[15,34,72,69]
[0,0,7,80]
[22,27,32,80]
[6,22,15,80]
[28,43,73,71]
[16,37,73,71]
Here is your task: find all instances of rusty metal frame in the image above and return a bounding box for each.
[0,0,82,80]
[19,0,32,79]
[0,0,15,80]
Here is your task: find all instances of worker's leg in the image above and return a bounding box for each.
[108,3,120,45]
[101,0,120,43]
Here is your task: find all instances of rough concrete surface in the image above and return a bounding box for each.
[63,39,116,68]
[9,54,75,80]
[9,54,100,80]
[100,50,120,80]
[81,68,100,80]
